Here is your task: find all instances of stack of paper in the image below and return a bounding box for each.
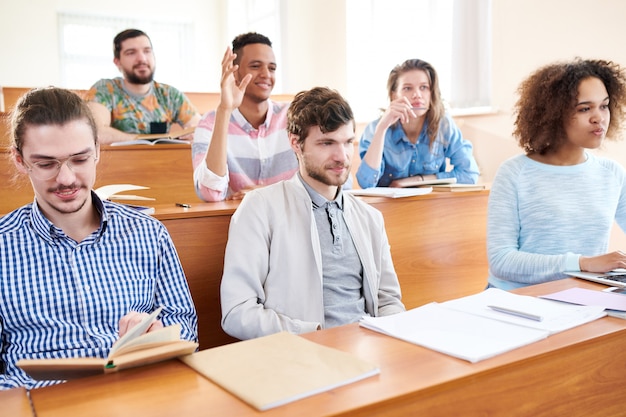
[360,303,548,363]
[180,332,379,411]
[360,288,606,363]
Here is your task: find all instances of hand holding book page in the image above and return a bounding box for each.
[17,307,198,381]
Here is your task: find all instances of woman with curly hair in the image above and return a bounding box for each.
[487,58,626,290]
[355,58,479,188]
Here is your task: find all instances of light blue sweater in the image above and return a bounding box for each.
[487,153,626,290]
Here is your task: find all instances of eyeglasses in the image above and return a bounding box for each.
[24,153,98,180]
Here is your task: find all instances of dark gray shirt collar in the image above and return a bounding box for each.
[297,172,344,210]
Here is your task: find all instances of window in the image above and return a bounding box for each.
[346,0,492,121]
[226,0,283,93]
[58,13,194,91]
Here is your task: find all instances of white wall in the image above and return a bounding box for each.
[459,0,626,183]
[0,0,224,91]
[0,0,348,94]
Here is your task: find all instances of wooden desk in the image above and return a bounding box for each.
[0,387,33,416]
[28,279,626,417]
[154,191,489,350]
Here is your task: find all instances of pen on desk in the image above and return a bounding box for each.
[487,305,543,322]
[176,203,191,208]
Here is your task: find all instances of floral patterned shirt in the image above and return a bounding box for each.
[85,78,198,134]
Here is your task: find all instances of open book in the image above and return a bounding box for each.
[111,126,196,146]
[180,332,379,411]
[17,307,198,381]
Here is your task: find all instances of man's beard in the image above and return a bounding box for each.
[46,184,90,214]
[304,159,350,187]
[124,67,154,85]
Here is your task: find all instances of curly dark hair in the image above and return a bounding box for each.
[232,32,272,65]
[514,58,626,155]
[387,59,445,147]
[287,87,354,146]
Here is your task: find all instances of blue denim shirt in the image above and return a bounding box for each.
[356,113,480,188]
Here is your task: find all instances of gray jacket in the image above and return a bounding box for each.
[221,175,405,340]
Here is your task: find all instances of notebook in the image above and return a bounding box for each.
[180,332,379,411]
[565,270,626,287]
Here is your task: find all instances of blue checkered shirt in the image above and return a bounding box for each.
[0,194,197,390]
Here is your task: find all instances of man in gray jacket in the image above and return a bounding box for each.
[220,87,405,340]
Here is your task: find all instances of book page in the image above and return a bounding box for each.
[108,307,163,358]
[94,184,150,201]
[111,324,182,357]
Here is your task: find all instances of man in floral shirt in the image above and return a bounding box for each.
[85,29,200,145]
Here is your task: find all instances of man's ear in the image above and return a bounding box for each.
[289,133,301,155]
[113,57,121,72]
[12,149,28,174]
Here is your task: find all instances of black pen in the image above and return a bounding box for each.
[175,203,191,208]
[487,305,543,322]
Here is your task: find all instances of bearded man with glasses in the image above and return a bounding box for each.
[0,87,198,390]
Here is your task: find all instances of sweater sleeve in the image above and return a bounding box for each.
[487,158,579,288]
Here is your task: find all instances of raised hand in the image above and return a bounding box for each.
[218,47,252,111]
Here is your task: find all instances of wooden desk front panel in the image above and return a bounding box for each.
[0,145,200,214]
[161,213,239,350]
[366,192,489,307]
